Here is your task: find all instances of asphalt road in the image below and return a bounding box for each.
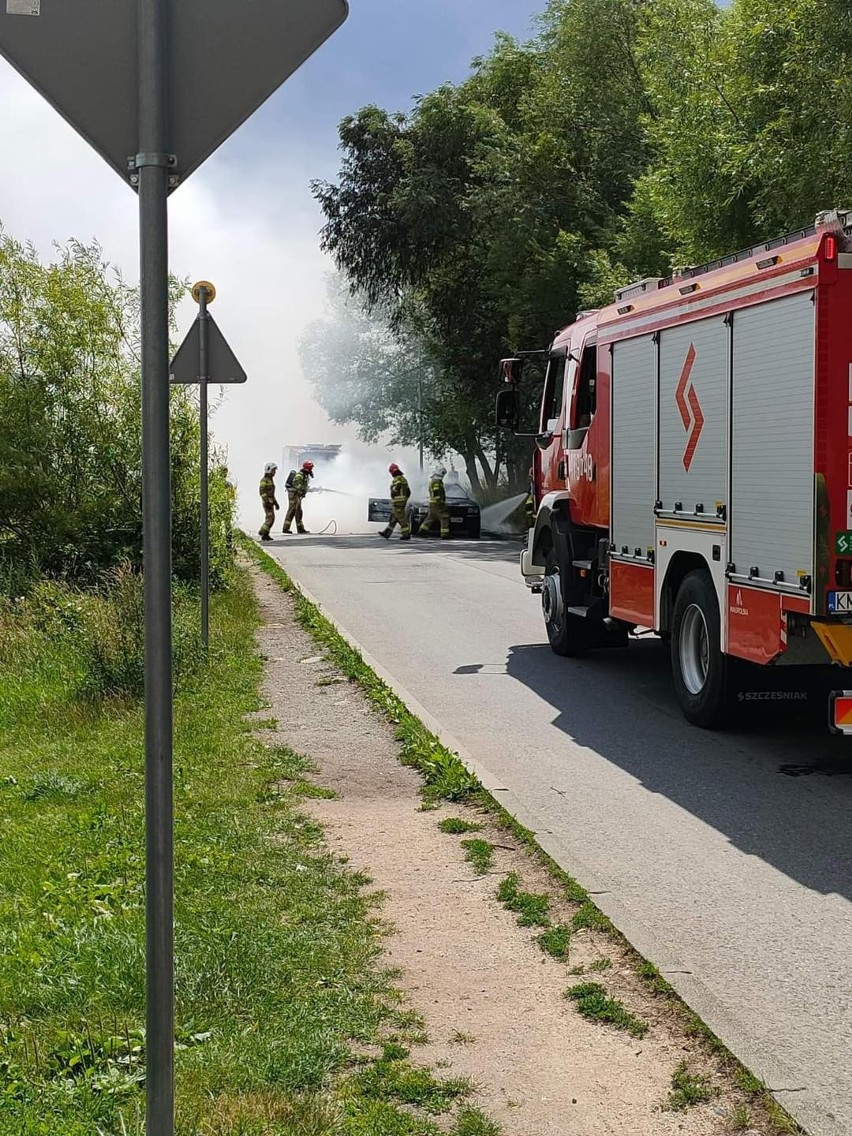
[268,530,852,1136]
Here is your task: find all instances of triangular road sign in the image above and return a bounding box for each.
[0,0,348,190]
[170,315,247,385]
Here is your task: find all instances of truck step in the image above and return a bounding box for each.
[566,605,594,618]
[572,559,594,572]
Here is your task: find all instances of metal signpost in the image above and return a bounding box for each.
[0,2,348,1132]
[171,281,247,650]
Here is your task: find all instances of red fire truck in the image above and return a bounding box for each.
[496,210,852,731]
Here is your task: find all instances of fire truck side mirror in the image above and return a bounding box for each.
[495,387,520,432]
[499,357,523,384]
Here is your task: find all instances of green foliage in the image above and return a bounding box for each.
[438,817,482,835]
[0,232,235,595]
[310,0,852,485]
[565,983,648,1038]
[496,872,551,928]
[461,838,494,875]
[667,1061,718,1109]
[536,924,572,960]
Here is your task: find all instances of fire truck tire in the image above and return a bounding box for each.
[671,570,728,728]
[543,549,591,657]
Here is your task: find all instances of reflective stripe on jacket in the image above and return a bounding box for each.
[390,474,411,501]
[428,477,446,505]
[260,476,277,507]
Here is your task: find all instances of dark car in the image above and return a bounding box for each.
[368,482,481,538]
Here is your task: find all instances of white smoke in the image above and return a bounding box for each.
[272,449,436,535]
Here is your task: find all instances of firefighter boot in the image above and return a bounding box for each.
[378,529,391,539]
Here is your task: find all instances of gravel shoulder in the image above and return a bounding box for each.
[252,561,795,1136]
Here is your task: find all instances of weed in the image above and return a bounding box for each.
[565,983,648,1038]
[568,964,585,975]
[536,924,572,960]
[667,1061,717,1109]
[453,1107,502,1135]
[266,745,315,779]
[449,1030,476,1046]
[731,1104,753,1130]
[461,838,494,874]
[496,872,550,927]
[316,676,346,686]
[637,960,673,995]
[355,1056,471,1115]
[438,817,482,835]
[588,956,612,973]
[571,901,612,932]
[23,772,90,802]
[735,1067,764,1094]
[292,780,338,800]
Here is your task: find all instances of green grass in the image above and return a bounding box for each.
[453,1107,502,1135]
[667,1061,717,1110]
[245,540,480,807]
[0,564,494,1136]
[588,956,612,973]
[571,901,613,933]
[461,839,494,875]
[636,960,673,995]
[536,924,572,960]
[496,873,550,928]
[565,983,648,1039]
[438,817,482,835]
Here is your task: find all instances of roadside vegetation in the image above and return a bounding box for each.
[0,567,498,1135]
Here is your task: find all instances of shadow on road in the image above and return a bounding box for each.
[497,638,852,901]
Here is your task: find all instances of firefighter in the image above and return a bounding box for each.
[418,465,451,539]
[282,460,314,534]
[378,462,411,541]
[258,462,279,541]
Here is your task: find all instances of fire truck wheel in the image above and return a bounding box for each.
[543,550,590,656]
[671,569,727,728]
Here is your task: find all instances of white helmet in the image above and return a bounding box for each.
[433,465,447,479]
[264,462,277,475]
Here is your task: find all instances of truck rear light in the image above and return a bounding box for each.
[830,691,852,734]
[835,559,852,588]
[824,235,837,261]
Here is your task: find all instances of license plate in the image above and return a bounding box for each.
[827,591,852,613]
[450,516,464,525]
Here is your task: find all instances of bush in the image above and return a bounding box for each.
[71,565,204,700]
[3,566,204,701]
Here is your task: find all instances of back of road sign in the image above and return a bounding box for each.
[0,0,349,188]
[170,315,247,385]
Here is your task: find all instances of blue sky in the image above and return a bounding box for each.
[0,0,542,516]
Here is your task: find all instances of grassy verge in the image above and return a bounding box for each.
[246,538,803,1135]
[0,566,489,1136]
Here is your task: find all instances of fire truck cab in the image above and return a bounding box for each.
[496,210,852,731]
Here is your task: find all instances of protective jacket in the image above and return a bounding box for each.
[260,476,279,509]
[390,473,411,501]
[427,476,446,505]
[291,470,310,498]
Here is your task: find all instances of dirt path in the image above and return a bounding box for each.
[252,566,773,1136]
